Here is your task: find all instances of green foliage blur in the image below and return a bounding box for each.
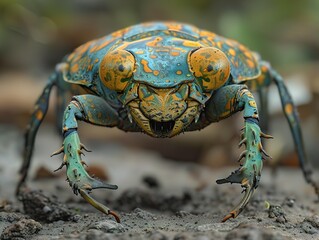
[1,0,319,73]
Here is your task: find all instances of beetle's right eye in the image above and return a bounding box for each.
[188,47,230,92]
[100,49,135,92]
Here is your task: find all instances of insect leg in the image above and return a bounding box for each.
[58,94,121,222]
[17,72,58,195]
[269,66,319,197]
[206,85,271,222]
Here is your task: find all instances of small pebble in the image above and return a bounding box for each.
[88,220,125,233]
[71,214,82,223]
[276,216,287,224]
[304,215,319,228]
[301,221,318,234]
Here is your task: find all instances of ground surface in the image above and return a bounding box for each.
[0,125,319,240]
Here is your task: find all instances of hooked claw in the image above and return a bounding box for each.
[219,178,256,222]
[63,131,120,222]
[217,167,258,222]
[217,121,264,222]
[68,170,120,223]
[79,189,120,223]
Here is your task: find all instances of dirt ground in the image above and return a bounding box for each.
[0,124,319,240]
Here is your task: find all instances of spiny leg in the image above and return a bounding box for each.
[17,72,57,195]
[206,84,272,222]
[55,94,121,222]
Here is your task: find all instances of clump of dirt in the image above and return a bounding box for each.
[1,218,42,240]
[299,215,319,235]
[18,189,74,222]
[268,204,288,223]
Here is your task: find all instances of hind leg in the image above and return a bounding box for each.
[268,65,319,197]
[255,62,319,197]
[17,72,58,194]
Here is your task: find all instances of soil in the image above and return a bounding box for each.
[0,125,318,240]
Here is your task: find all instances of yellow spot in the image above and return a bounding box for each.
[239,45,248,52]
[225,99,232,111]
[244,51,253,59]
[225,39,235,47]
[171,51,180,56]
[95,59,99,63]
[200,30,216,39]
[146,37,163,47]
[246,59,256,68]
[76,41,93,55]
[89,39,112,53]
[256,75,265,85]
[141,59,153,73]
[182,40,201,48]
[71,64,79,73]
[36,110,43,120]
[153,70,159,76]
[67,52,75,61]
[165,22,182,31]
[217,41,223,49]
[246,92,254,98]
[228,48,236,56]
[261,65,268,73]
[249,100,257,108]
[285,103,293,115]
[150,55,157,59]
[135,50,144,54]
[176,70,182,75]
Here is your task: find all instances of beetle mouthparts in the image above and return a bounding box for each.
[149,119,175,137]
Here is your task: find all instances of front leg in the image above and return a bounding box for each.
[56,94,121,222]
[206,84,272,222]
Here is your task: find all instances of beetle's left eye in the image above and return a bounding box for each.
[100,49,135,92]
[188,47,230,92]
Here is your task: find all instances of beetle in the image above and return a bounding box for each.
[17,22,318,223]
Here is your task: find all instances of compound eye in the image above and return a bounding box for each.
[189,47,230,92]
[100,49,135,92]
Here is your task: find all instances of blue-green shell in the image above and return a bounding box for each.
[63,22,261,92]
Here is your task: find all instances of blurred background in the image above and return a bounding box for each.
[0,0,318,172]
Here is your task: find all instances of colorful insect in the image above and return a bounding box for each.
[17,22,318,223]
